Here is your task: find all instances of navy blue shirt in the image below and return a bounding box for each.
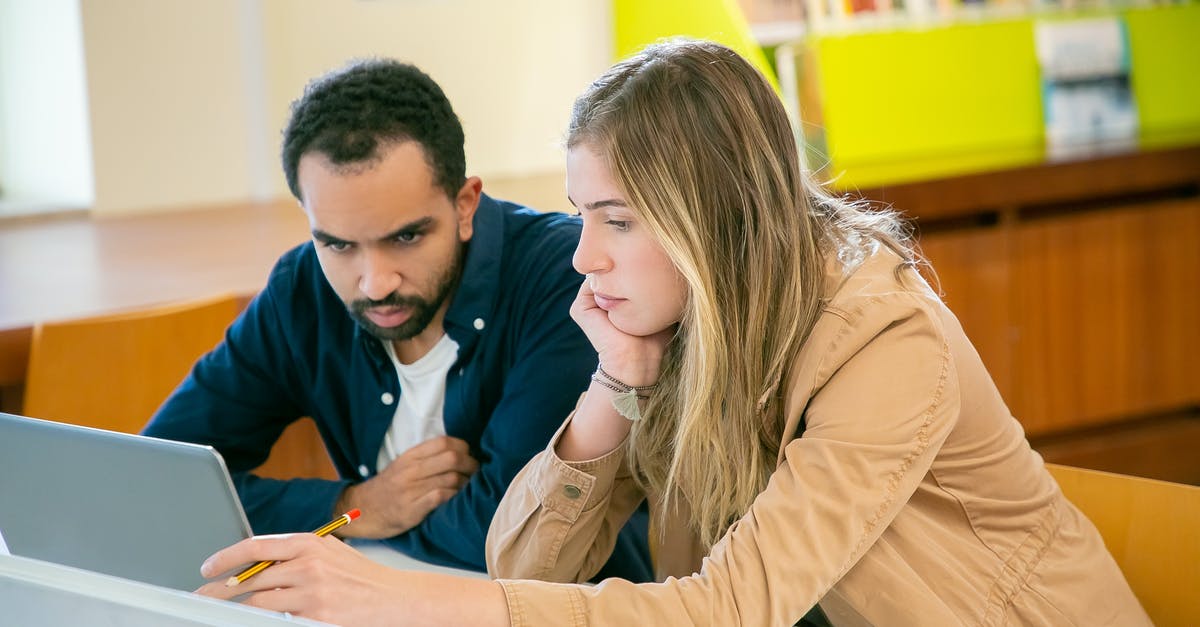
[144,195,651,581]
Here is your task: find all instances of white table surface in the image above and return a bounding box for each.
[349,539,491,580]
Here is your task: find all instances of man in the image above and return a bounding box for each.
[144,59,651,581]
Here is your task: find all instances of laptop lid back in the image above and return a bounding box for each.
[0,412,252,590]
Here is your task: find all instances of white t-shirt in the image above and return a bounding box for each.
[375,333,460,472]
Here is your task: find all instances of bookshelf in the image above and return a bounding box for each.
[732,0,1200,484]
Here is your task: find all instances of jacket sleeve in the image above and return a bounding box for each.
[142,284,353,534]
[485,412,648,582]
[383,257,650,580]
[491,293,961,626]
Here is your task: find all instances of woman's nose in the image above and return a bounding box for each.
[572,226,612,276]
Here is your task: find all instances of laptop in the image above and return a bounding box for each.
[0,412,252,591]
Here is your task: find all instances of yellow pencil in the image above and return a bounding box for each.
[226,508,361,587]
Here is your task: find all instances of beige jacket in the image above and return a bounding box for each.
[485,246,1149,626]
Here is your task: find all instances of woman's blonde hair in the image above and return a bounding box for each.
[568,39,914,548]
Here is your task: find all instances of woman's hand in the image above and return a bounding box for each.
[556,276,674,461]
[195,534,507,627]
[570,274,673,387]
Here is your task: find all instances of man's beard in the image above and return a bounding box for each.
[349,244,464,342]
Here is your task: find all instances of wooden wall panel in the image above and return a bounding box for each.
[1013,199,1200,435]
[917,227,1015,406]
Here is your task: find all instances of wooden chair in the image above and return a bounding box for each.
[1046,463,1200,627]
[22,294,335,480]
[24,295,241,432]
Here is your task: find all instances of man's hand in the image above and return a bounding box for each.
[333,436,479,538]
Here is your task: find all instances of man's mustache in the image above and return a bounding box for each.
[351,293,427,313]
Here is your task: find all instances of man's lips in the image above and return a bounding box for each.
[364,306,413,328]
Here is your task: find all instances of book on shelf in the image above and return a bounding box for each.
[1035,16,1139,158]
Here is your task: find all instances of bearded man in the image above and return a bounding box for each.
[144,59,651,582]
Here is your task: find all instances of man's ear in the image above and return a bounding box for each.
[455,176,483,242]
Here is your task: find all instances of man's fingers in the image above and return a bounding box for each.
[400,436,470,461]
[412,447,477,479]
[459,454,480,476]
[381,437,474,481]
[446,449,479,476]
[408,470,468,497]
[420,487,458,512]
[441,470,471,490]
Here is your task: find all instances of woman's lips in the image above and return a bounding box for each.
[365,306,412,328]
[592,292,625,311]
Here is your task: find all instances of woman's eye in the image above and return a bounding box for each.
[606,220,630,231]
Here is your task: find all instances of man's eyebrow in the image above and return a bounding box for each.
[310,217,435,244]
[379,217,433,242]
[311,228,347,243]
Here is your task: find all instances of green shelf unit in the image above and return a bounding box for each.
[798,4,1200,189]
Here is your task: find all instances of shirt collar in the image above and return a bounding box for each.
[444,193,503,337]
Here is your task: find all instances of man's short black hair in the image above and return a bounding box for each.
[281,58,466,201]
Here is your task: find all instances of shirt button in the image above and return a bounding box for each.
[381,392,394,405]
[563,485,582,500]
[473,318,485,330]
[358,464,370,478]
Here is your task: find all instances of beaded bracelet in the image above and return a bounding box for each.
[590,365,658,421]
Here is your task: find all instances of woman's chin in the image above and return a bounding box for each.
[610,314,671,338]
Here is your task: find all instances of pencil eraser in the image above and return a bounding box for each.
[347,508,361,520]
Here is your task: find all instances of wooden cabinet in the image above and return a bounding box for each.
[862,144,1200,483]
[1011,200,1200,435]
[917,226,1014,403]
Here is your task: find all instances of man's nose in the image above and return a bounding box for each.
[359,250,402,301]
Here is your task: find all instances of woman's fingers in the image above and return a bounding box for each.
[200,533,310,580]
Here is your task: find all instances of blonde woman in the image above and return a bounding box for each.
[198,39,1149,626]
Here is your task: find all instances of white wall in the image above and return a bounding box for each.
[80,0,259,214]
[260,0,612,196]
[0,0,94,215]
[72,0,611,215]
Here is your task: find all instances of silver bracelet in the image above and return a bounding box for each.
[591,365,657,421]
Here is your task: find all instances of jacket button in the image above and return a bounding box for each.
[473,318,485,330]
[563,484,582,500]
[358,464,370,477]
[381,392,394,405]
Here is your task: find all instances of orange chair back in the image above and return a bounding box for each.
[23,293,337,481]
[1046,462,1200,627]
[23,295,239,433]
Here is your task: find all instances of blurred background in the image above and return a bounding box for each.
[0,0,1197,484]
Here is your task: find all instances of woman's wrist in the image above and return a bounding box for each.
[590,366,655,422]
[594,353,662,389]
[555,380,635,461]
[592,365,657,397]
